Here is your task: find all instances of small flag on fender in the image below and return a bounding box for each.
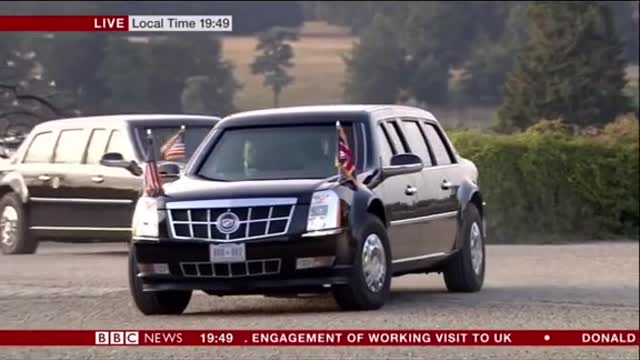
[336,121,356,181]
[143,129,164,197]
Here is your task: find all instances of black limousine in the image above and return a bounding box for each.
[0,114,220,254]
[103,105,486,314]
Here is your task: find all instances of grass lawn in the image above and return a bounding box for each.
[222,22,356,112]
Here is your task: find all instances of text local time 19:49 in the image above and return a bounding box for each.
[0,16,233,32]
[0,330,638,347]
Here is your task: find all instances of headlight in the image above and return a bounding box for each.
[132,197,164,239]
[306,190,341,232]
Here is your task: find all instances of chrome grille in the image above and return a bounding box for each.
[179,259,281,278]
[166,198,297,242]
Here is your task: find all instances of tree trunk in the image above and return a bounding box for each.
[273,90,280,108]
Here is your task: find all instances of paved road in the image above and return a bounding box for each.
[0,241,638,359]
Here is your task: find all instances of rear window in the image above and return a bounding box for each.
[135,125,213,162]
[423,123,455,165]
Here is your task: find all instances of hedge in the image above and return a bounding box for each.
[449,120,639,243]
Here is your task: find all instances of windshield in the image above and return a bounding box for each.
[135,125,213,163]
[197,124,357,181]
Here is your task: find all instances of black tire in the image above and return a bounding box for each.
[128,247,192,315]
[443,203,485,292]
[333,215,392,311]
[0,192,38,255]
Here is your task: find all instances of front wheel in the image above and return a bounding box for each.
[0,192,38,255]
[443,203,485,292]
[128,247,192,315]
[333,216,391,311]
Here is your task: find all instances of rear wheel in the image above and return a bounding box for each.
[443,204,485,292]
[0,193,38,255]
[128,247,192,315]
[333,216,391,311]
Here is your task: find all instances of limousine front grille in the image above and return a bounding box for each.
[179,259,281,278]
[166,198,297,242]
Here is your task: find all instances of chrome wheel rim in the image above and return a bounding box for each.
[1,206,18,248]
[362,233,386,293]
[470,222,483,275]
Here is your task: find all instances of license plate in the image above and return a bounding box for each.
[209,243,245,263]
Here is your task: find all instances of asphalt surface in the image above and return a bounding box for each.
[0,241,638,359]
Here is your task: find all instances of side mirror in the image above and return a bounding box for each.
[158,162,181,182]
[100,152,143,176]
[382,153,424,178]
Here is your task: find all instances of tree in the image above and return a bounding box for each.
[316,1,381,34]
[602,1,639,64]
[343,14,408,104]
[181,73,238,117]
[97,36,152,113]
[146,34,240,115]
[459,2,528,105]
[250,27,298,108]
[498,1,630,131]
[30,33,109,114]
[1,33,78,135]
[342,1,512,106]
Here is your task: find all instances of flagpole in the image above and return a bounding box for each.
[146,129,155,163]
[336,120,341,181]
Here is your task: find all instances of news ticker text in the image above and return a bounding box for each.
[0,330,637,347]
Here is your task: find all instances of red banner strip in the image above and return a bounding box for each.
[0,16,129,32]
[0,330,637,347]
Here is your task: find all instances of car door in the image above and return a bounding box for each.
[17,130,61,230]
[420,120,460,253]
[398,118,444,256]
[83,127,141,233]
[376,119,424,263]
[42,127,95,232]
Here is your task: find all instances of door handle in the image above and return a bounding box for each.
[405,185,417,196]
[38,175,51,182]
[91,175,104,184]
[441,180,453,190]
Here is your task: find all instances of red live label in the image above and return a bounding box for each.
[93,17,127,31]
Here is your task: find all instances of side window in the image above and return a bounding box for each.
[53,129,88,164]
[23,132,55,163]
[85,129,109,164]
[106,129,133,160]
[423,123,454,165]
[376,125,394,166]
[382,121,407,154]
[401,120,433,166]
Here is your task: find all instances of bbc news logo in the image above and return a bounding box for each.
[95,331,139,345]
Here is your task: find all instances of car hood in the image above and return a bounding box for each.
[162,176,337,205]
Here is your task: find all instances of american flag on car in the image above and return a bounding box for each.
[143,130,164,197]
[162,127,186,162]
[336,121,356,180]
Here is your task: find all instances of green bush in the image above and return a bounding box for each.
[450,118,639,243]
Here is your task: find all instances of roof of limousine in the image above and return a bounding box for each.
[33,114,221,130]
[218,105,439,128]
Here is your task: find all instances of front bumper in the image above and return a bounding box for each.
[133,230,355,295]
